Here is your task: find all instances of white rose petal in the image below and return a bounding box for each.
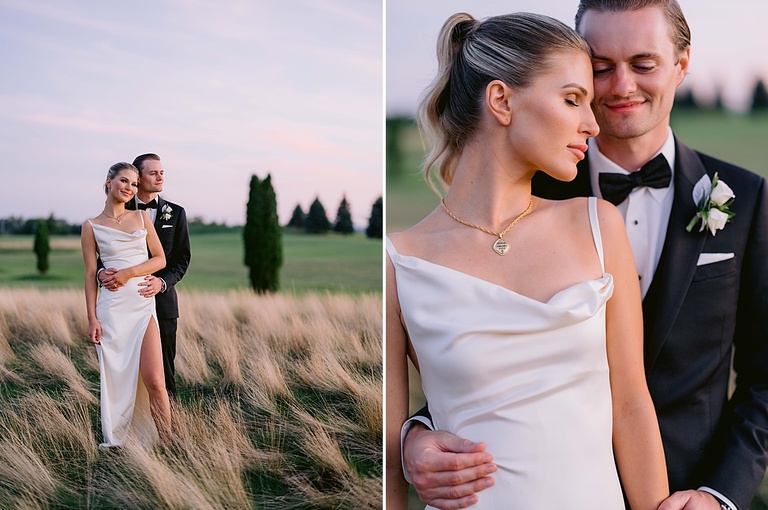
[710,180,735,206]
[706,208,729,235]
[692,174,712,206]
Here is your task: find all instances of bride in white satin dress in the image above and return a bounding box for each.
[385,13,668,510]
[81,162,171,448]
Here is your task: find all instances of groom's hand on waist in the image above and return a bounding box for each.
[658,490,726,510]
[404,425,497,509]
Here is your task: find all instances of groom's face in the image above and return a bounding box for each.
[139,159,164,194]
[579,7,689,142]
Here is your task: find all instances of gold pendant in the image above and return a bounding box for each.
[493,237,510,255]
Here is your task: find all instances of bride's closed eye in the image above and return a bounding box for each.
[565,97,580,107]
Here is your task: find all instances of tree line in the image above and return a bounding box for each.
[674,78,768,113]
[243,174,382,293]
[0,215,80,236]
[286,195,382,237]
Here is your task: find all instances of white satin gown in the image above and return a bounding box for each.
[89,213,158,448]
[388,198,625,509]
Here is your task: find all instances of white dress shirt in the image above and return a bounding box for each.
[136,196,158,223]
[589,127,676,298]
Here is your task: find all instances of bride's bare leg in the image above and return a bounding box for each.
[140,316,172,442]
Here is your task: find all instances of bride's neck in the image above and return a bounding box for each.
[445,154,533,231]
[103,198,126,216]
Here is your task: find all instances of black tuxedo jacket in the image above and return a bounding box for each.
[531,137,768,508]
[126,196,191,319]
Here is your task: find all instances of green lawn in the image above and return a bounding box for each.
[0,230,382,294]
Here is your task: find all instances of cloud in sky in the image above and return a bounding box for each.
[0,0,382,227]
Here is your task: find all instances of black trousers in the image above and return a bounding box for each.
[158,318,178,397]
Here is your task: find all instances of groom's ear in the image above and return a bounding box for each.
[486,80,513,126]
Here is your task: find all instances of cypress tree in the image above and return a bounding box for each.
[287,204,305,229]
[673,88,697,110]
[365,196,383,239]
[751,78,768,113]
[333,195,354,235]
[33,219,50,274]
[304,197,331,234]
[243,174,282,292]
[712,88,725,112]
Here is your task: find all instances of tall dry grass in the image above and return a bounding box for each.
[0,288,382,509]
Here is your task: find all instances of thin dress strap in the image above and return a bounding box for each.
[86,219,100,253]
[587,197,605,273]
[385,236,399,260]
[139,209,145,228]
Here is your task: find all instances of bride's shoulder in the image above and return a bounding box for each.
[83,216,99,228]
[386,230,417,256]
[388,209,447,251]
[538,196,619,218]
[535,196,588,217]
[536,197,625,239]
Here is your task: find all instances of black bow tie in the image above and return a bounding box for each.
[598,154,672,206]
[137,199,158,210]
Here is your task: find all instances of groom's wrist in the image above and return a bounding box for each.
[401,416,434,483]
[697,487,737,510]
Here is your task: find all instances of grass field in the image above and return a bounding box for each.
[388,110,768,509]
[0,230,382,294]
[0,288,382,509]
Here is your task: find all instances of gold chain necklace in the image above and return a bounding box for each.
[102,210,129,224]
[441,197,534,255]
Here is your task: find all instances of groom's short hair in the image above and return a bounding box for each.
[132,153,161,176]
[574,0,690,54]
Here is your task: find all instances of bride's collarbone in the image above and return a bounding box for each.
[91,216,145,234]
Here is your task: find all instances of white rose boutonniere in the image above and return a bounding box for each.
[160,204,173,221]
[686,172,735,236]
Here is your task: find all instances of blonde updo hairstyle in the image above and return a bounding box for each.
[418,12,591,191]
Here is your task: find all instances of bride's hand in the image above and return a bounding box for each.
[99,268,119,291]
[108,269,132,289]
[88,319,102,344]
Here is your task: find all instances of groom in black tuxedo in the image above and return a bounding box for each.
[400,2,768,509]
[100,153,191,398]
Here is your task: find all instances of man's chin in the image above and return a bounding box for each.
[595,122,649,141]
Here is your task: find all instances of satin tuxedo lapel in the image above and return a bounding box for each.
[154,196,167,228]
[641,140,707,370]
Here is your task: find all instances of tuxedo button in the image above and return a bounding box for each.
[633,220,639,225]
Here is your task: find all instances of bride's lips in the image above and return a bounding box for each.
[567,143,588,160]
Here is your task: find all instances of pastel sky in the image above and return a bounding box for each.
[0,0,382,227]
[387,0,768,116]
